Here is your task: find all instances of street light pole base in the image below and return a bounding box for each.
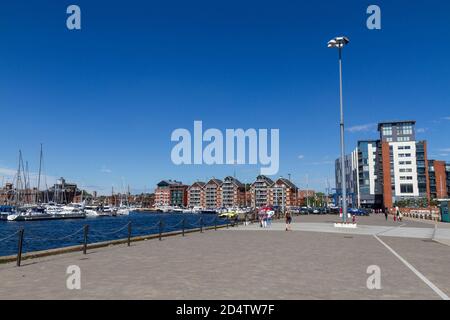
[334,223,357,229]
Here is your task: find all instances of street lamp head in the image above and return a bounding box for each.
[327,36,349,49]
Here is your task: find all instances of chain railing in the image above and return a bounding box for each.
[0,215,236,267]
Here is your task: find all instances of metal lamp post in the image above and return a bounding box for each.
[328,36,349,223]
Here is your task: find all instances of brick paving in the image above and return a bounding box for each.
[0,214,449,299]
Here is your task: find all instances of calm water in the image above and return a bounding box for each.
[0,212,226,257]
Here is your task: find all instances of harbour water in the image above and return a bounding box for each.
[0,212,226,257]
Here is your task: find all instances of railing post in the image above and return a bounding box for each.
[226,219,229,229]
[83,225,89,255]
[127,222,132,247]
[16,228,24,267]
[182,218,185,237]
[159,219,163,241]
[200,217,203,233]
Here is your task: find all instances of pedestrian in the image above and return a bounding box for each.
[395,206,400,223]
[384,207,388,221]
[352,214,356,224]
[285,211,292,231]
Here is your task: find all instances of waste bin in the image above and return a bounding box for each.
[439,200,450,223]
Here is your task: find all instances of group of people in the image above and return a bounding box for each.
[258,210,274,228]
[382,206,403,222]
[258,210,293,231]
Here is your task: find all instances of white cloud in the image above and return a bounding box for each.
[100,166,112,173]
[443,117,450,120]
[439,148,450,152]
[0,167,17,176]
[416,128,427,133]
[346,123,377,133]
[309,160,334,166]
[298,155,305,160]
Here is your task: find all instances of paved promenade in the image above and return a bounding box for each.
[0,214,449,300]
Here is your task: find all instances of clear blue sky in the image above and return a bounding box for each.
[1,0,449,194]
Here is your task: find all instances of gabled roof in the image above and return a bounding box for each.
[205,178,223,186]
[188,181,206,190]
[273,178,297,189]
[251,175,274,187]
[223,176,244,188]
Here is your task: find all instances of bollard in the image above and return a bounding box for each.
[214,217,217,231]
[83,225,89,255]
[127,222,132,247]
[182,218,185,237]
[159,219,163,241]
[16,228,24,267]
[200,217,203,233]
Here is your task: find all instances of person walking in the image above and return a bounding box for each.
[384,207,388,221]
[285,211,292,231]
[395,206,401,223]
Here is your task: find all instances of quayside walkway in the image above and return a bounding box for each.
[0,214,449,300]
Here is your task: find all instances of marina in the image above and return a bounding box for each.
[0,212,228,257]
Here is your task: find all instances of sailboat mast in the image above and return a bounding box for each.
[37,143,43,203]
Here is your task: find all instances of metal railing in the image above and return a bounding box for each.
[0,215,245,267]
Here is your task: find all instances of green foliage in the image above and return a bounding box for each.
[394,197,429,208]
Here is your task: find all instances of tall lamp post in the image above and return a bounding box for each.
[328,36,349,223]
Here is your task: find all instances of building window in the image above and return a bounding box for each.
[400,184,414,193]
[382,125,393,136]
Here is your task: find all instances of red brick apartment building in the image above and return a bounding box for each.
[155,180,188,207]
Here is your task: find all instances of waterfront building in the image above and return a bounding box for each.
[335,120,446,209]
[269,178,298,210]
[0,183,15,205]
[187,181,205,208]
[378,121,429,208]
[221,176,246,208]
[428,160,450,200]
[46,177,77,204]
[250,175,274,208]
[204,179,223,208]
[335,139,384,208]
[335,152,359,208]
[155,180,188,207]
[297,189,316,206]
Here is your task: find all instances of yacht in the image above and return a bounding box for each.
[116,206,130,215]
[84,205,113,217]
[57,203,86,219]
[0,206,14,221]
[7,206,53,221]
[182,206,202,214]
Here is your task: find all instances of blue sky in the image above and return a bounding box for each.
[1,0,449,194]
